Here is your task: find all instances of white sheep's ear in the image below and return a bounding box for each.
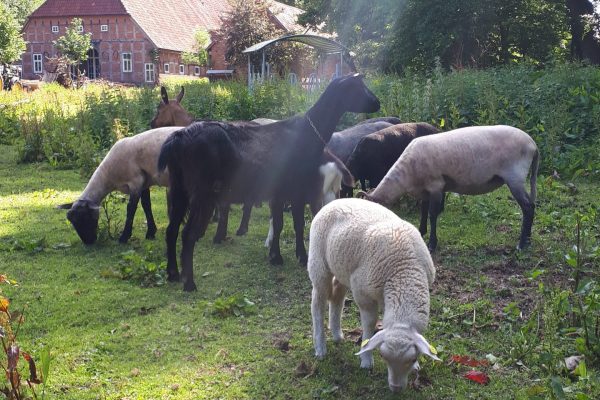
[413,332,440,361]
[355,329,386,356]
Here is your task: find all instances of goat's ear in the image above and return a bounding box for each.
[176,86,185,103]
[413,332,440,361]
[161,86,169,104]
[355,329,386,355]
[56,202,73,210]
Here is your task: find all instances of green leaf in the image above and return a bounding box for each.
[573,361,587,378]
[550,377,566,400]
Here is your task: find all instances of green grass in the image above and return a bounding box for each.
[1,143,599,399]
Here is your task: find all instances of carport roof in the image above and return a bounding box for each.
[242,34,350,55]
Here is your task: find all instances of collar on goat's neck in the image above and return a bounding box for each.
[306,114,328,146]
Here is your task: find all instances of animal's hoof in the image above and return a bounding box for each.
[146,227,157,240]
[167,271,181,282]
[297,254,308,266]
[517,241,531,251]
[213,235,225,244]
[332,333,344,343]
[118,235,130,244]
[235,228,247,236]
[183,281,197,292]
[269,254,284,266]
[427,242,437,253]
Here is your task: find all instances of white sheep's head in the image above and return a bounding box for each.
[356,326,439,392]
[66,199,100,245]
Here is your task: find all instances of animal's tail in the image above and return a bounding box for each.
[529,148,539,204]
[157,129,185,173]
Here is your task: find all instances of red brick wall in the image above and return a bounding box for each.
[22,16,156,85]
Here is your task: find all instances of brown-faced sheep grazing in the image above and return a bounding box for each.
[158,74,380,291]
[347,122,440,190]
[308,198,439,392]
[360,125,539,251]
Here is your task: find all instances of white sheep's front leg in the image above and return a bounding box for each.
[328,277,347,343]
[357,300,379,368]
[311,285,328,359]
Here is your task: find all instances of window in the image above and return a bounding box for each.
[164,63,170,73]
[145,63,155,82]
[194,66,200,76]
[33,54,43,74]
[77,25,84,33]
[51,25,59,33]
[100,24,108,32]
[122,53,132,72]
[179,64,184,75]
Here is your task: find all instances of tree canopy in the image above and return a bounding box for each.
[218,0,299,75]
[182,29,210,66]
[297,0,600,72]
[0,2,26,65]
[53,18,92,66]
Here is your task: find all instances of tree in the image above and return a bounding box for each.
[0,2,26,65]
[53,18,92,76]
[3,0,44,26]
[566,0,600,63]
[383,0,569,72]
[181,29,210,66]
[218,0,297,75]
[298,0,401,71]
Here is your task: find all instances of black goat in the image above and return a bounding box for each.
[347,122,440,190]
[158,74,380,291]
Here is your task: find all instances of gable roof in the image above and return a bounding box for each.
[29,0,127,17]
[28,0,311,52]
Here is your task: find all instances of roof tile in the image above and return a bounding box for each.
[29,0,310,52]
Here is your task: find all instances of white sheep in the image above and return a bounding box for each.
[308,198,439,392]
[64,127,180,244]
[360,125,539,251]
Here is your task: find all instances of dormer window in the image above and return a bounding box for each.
[51,25,59,33]
[101,24,108,32]
[77,25,84,33]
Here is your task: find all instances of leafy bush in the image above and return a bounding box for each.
[209,293,257,318]
[2,63,599,178]
[113,249,167,288]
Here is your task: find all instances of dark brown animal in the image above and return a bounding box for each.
[347,122,440,190]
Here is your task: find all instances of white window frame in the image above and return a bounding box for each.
[144,63,155,83]
[163,63,170,73]
[33,54,43,74]
[122,53,132,72]
[77,25,84,33]
[179,64,184,75]
[51,25,59,33]
[100,24,108,32]
[194,66,200,76]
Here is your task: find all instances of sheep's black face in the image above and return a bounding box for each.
[336,74,380,114]
[66,201,100,245]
